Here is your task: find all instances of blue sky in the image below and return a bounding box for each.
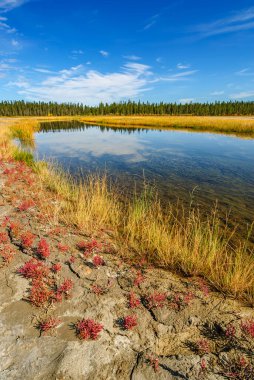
[0,0,254,105]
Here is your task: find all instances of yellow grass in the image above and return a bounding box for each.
[1,116,254,304]
[80,115,254,135]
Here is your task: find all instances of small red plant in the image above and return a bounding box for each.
[57,243,69,252]
[146,292,167,309]
[197,278,210,297]
[77,239,102,255]
[200,358,207,371]
[196,339,211,354]
[20,231,35,249]
[0,244,16,263]
[134,270,145,287]
[75,318,103,340]
[225,323,236,339]
[91,284,104,295]
[58,278,74,297]
[68,255,75,264]
[18,199,35,212]
[29,280,52,307]
[9,221,21,236]
[51,263,62,273]
[39,317,61,334]
[129,292,141,309]
[169,291,195,310]
[37,238,50,259]
[123,315,138,330]
[0,232,9,244]
[241,319,254,339]
[18,258,49,279]
[93,255,105,267]
[146,355,160,373]
[1,216,10,228]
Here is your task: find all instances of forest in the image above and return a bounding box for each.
[0,100,254,117]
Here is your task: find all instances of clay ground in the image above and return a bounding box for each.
[0,159,254,380]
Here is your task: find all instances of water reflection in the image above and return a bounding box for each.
[36,121,254,235]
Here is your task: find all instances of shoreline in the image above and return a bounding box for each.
[1,117,254,304]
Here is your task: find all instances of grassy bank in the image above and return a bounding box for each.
[1,117,254,304]
[80,115,254,136]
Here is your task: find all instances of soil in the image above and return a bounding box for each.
[0,159,254,380]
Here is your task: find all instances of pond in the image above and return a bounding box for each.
[35,121,254,234]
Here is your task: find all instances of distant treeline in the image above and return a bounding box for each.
[0,100,254,116]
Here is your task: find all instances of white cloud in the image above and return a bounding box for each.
[7,62,198,105]
[160,70,198,81]
[179,98,195,104]
[7,75,29,88]
[71,50,84,55]
[195,7,254,37]
[9,64,150,104]
[123,55,141,61]
[0,0,27,12]
[210,90,225,96]
[235,68,254,76]
[0,15,16,33]
[143,14,159,30]
[99,50,109,57]
[230,91,254,99]
[177,63,190,69]
[34,68,54,74]
[195,7,254,38]
[11,38,19,47]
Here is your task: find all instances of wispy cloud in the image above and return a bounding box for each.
[230,91,254,99]
[177,63,190,69]
[0,0,28,13]
[9,64,151,104]
[123,55,141,61]
[99,50,109,57]
[8,62,198,104]
[194,7,254,37]
[143,14,159,30]
[160,70,198,81]
[235,68,254,76]
[34,68,55,74]
[210,90,224,96]
[179,98,195,104]
[71,50,84,55]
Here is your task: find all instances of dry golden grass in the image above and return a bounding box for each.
[1,116,254,304]
[80,115,254,135]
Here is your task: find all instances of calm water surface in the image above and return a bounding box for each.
[35,121,254,231]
